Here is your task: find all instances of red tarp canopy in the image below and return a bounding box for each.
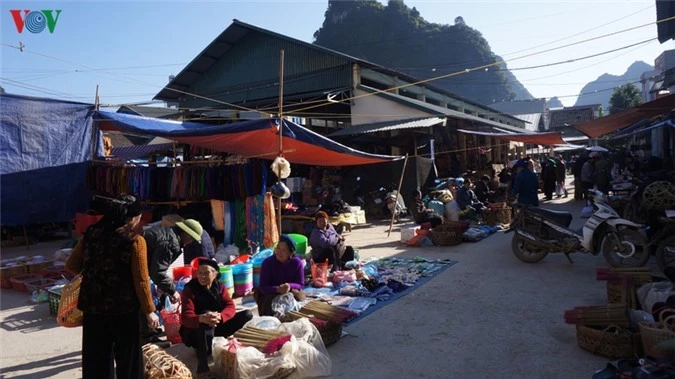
[96,111,403,166]
[457,129,567,145]
[573,94,675,138]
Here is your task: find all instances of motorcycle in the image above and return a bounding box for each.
[507,190,649,267]
[653,214,675,271]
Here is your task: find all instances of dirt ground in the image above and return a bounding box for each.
[1,181,640,378]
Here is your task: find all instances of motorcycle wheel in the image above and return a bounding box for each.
[601,228,649,268]
[511,234,548,263]
[655,235,675,272]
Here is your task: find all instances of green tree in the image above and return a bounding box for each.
[608,83,642,114]
[0,85,5,94]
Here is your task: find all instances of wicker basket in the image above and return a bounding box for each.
[143,343,192,378]
[430,230,462,246]
[639,312,675,358]
[576,324,642,359]
[606,276,651,308]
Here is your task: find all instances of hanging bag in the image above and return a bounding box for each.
[161,296,182,344]
[57,274,84,327]
[310,259,329,288]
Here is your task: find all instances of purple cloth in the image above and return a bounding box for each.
[309,224,340,249]
[258,256,304,295]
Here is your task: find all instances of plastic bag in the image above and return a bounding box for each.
[215,244,229,264]
[637,282,674,313]
[244,316,282,330]
[279,318,331,378]
[160,297,181,344]
[271,293,299,317]
[310,259,329,288]
[236,345,295,379]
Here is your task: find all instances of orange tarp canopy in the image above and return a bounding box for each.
[573,94,675,138]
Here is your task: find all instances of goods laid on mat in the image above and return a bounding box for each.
[142,343,192,379]
[299,257,457,326]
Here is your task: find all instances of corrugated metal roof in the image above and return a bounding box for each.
[513,113,541,132]
[357,85,527,133]
[328,117,446,137]
[108,143,175,161]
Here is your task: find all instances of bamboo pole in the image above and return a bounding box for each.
[277,49,285,236]
[387,154,409,238]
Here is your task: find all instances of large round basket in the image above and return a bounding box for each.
[430,230,462,246]
[639,313,675,358]
[319,321,343,347]
[575,324,642,359]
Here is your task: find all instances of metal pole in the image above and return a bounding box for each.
[387,154,409,238]
[277,50,285,236]
[92,85,99,160]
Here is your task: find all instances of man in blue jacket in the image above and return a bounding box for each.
[511,159,539,206]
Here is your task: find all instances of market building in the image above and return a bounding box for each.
[153,19,531,175]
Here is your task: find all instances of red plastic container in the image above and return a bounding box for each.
[231,254,250,265]
[172,266,192,281]
[160,306,182,344]
[10,273,43,292]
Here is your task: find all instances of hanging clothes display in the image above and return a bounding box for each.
[86,160,267,201]
[233,199,247,251]
[263,193,279,248]
[245,194,265,248]
[223,201,235,246]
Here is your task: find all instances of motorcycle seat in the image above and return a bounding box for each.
[528,207,573,228]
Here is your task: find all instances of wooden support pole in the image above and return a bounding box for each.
[277,49,285,237]
[387,154,409,238]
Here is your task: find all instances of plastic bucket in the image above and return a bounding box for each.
[251,248,273,262]
[232,263,253,297]
[219,265,234,297]
[288,233,308,256]
[252,258,265,288]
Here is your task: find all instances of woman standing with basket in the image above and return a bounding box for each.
[66,195,159,379]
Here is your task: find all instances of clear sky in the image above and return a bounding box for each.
[1,0,673,109]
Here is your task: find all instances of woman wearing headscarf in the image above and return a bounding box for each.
[66,195,158,379]
[254,234,305,317]
[309,211,356,271]
[180,259,253,378]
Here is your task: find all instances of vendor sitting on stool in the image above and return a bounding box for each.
[456,177,486,214]
[254,234,305,317]
[410,189,443,228]
[309,211,355,271]
[180,259,252,376]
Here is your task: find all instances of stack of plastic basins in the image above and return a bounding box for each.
[232,263,253,297]
[252,258,264,288]
[219,265,234,298]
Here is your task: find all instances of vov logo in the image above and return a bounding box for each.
[9,10,62,34]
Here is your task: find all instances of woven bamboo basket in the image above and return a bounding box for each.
[639,312,675,358]
[0,264,27,289]
[430,230,462,246]
[606,276,651,308]
[576,324,642,359]
[56,275,83,328]
[143,343,192,378]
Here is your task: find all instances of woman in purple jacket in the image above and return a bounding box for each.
[254,234,305,316]
[309,211,354,271]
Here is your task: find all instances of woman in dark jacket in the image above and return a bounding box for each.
[180,259,252,377]
[66,195,158,379]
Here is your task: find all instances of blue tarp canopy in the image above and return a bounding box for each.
[1,94,97,226]
[96,111,402,166]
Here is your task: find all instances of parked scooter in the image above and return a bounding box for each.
[507,190,649,267]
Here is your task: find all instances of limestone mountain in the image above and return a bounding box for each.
[313,0,534,105]
[574,61,653,110]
